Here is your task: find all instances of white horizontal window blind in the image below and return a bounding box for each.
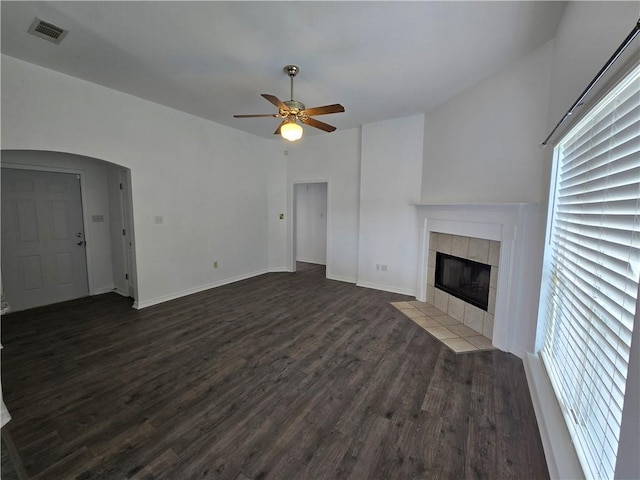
[541,63,640,480]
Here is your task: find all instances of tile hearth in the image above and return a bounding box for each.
[391,300,496,354]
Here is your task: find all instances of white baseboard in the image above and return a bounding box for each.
[326,273,357,284]
[355,280,415,297]
[91,286,116,296]
[523,353,583,480]
[509,346,527,360]
[112,287,130,297]
[296,258,326,265]
[268,267,290,273]
[134,269,269,310]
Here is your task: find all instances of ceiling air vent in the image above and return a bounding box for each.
[28,18,68,44]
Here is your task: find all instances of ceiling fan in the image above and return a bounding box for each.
[234,65,345,141]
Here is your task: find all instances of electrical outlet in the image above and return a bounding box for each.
[213,261,218,268]
[376,264,380,270]
[381,265,388,271]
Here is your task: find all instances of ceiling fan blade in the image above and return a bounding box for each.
[303,104,345,116]
[300,116,337,132]
[262,94,289,111]
[234,114,278,118]
[274,120,287,135]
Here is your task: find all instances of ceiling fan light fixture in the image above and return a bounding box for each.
[281,120,303,141]
[234,65,344,138]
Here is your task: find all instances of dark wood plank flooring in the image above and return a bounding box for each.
[1,263,548,479]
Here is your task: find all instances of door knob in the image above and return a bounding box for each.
[77,241,85,246]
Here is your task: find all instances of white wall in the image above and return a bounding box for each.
[1,150,117,296]
[358,114,424,296]
[283,128,361,283]
[1,55,271,308]
[532,4,640,479]
[545,2,640,140]
[267,152,288,272]
[295,183,327,265]
[421,40,553,205]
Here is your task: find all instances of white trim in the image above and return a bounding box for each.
[112,287,130,297]
[327,273,357,284]
[524,353,584,480]
[268,267,290,273]
[356,280,415,296]
[133,268,269,309]
[91,286,116,296]
[510,346,527,360]
[296,258,326,266]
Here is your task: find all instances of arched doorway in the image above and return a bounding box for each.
[1,150,137,312]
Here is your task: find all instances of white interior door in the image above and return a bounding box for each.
[1,168,89,311]
[119,169,136,298]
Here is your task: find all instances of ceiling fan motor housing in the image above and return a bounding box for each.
[283,100,305,116]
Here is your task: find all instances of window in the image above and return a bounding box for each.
[540,63,640,479]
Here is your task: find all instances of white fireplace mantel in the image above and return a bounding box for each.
[414,202,539,355]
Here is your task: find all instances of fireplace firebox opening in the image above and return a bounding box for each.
[434,252,490,311]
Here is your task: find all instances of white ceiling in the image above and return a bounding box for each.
[1,1,567,139]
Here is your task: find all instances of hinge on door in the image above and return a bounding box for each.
[125,273,129,280]
[120,183,123,190]
[122,229,126,236]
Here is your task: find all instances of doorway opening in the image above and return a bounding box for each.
[291,181,328,275]
[1,150,137,312]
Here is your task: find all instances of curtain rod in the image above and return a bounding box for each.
[541,18,640,146]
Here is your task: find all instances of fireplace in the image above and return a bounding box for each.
[425,232,499,337]
[414,202,538,355]
[435,252,490,311]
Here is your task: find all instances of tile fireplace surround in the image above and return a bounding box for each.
[428,232,500,339]
[414,202,538,355]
